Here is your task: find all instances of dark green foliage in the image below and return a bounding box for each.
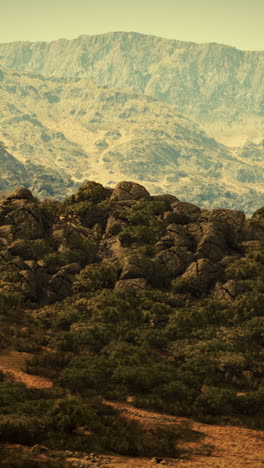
[64,201,107,228]
[1,182,264,461]
[73,262,118,292]
[38,198,61,229]
[65,181,109,204]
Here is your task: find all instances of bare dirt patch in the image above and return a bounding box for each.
[103,401,264,468]
[0,350,52,389]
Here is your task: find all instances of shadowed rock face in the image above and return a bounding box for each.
[0,180,262,308]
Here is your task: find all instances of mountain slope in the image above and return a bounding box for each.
[0,141,76,199]
[0,32,263,143]
[0,66,264,213]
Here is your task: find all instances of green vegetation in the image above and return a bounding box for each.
[0,181,264,463]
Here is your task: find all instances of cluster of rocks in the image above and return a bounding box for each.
[0,181,263,308]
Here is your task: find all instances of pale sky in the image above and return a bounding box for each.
[0,0,263,50]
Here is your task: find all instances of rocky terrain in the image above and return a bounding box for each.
[0,180,264,466]
[0,66,263,213]
[0,142,76,199]
[0,32,263,144]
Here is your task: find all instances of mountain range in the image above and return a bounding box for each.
[0,32,263,145]
[0,32,263,213]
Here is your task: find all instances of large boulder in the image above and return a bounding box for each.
[154,247,194,280]
[213,280,246,302]
[0,189,43,240]
[156,224,196,251]
[120,254,154,280]
[110,181,150,201]
[48,269,73,300]
[52,222,96,249]
[196,222,229,262]
[198,208,245,245]
[181,258,223,292]
[170,201,201,224]
[5,187,34,201]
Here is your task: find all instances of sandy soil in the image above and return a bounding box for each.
[101,402,264,468]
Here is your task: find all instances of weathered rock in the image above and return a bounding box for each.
[154,247,194,280]
[182,258,223,292]
[0,192,43,240]
[158,224,196,251]
[110,181,150,201]
[19,262,50,300]
[105,216,123,235]
[48,269,73,300]
[213,280,246,302]
[170,201,201,224]
[8,239,34,259]
[198,208,245,245]
[209,208,245,232]
[219,254,242,268]
[52,222,96,248]
[6,187,34,201]
[98,237,127,261]
[120,254,154,280]
[152,194,180,205]
[196,222,228,262]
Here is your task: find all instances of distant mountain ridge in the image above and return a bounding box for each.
[0,32,263,144]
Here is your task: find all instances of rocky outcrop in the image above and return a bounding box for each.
[0,188,43,240]
[120,254,154,280]
[110,181,150,201]
[181,258,223,292]
[0,181,262,307]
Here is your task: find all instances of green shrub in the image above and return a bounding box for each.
[48,395,96,432]
[65,181,109,204]
[73,262,118,293]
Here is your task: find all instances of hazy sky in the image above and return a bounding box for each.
[0,0,263,50]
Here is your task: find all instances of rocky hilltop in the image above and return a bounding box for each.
[0,180,263,307]
[0,32,263,143]
[0,181,264,465]
[0,66,263,213]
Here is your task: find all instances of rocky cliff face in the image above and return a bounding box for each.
[0,32,263,143]
[0,67,263,213]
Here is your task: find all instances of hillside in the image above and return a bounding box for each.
[0,142,76,199]
[0,67,263,213]
[0,32,263,144]
[0,181,264,465]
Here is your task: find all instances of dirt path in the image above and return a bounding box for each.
[103,401,264,468]
[0,351,52,389]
